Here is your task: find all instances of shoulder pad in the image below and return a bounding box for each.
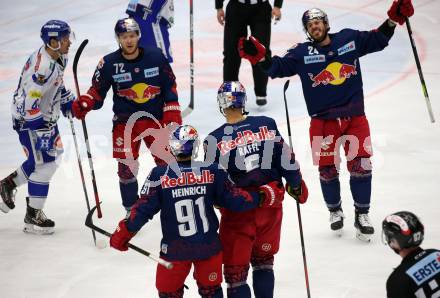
[32,51,56,85]
[97,57,106,69]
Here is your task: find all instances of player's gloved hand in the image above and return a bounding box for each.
[110,220,136,252]
[238,36,266,65]
[286,180,308,204]
[60,87,75,118]
[35,128,55,152]
[72,94,95,120]
[387,0,414,25]
[258,181,285,208]
[61,101,73,118]
[161,102,182,126]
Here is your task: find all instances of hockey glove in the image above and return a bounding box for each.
[238,36,266,65]
[388,0,414,25]
[286,180,308,204]
[72,94,95,120]
[161,101,182,126]
[60,87,75,118]
[35,128,55,152]
[258,181,285,208]
[110,220,136,252]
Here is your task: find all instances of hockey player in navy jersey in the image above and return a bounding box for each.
[204,81,308,298]
[0,20,75,234]
[239,0,415,241]
[72,18,181,216]
[383,211,440,298]
[126,0,174,63]
[109,125,285,298]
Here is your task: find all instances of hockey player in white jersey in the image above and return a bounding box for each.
[0,20,75,235]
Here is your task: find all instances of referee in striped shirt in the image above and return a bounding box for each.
[216,0,283,106]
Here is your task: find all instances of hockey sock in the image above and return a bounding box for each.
[252,269,274,298]
[252,254,275,298]
[319,165,341,210]
[119,180,138,209]
[199,285,223,298]
[348,157,372,213]
[118,160,139,209]
[225,265,251,298]
[227,284,251,298]
[350,175,372,213]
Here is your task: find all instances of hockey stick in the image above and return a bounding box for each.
[404,17,435,123]
[72,39,103,218]
[85,205,173,270]
[68,114,96,245]
[282,80,311,298]
[181,0,194,118]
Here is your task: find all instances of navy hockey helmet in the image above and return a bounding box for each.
[302,8,330,41]
[114,17,141,38]
[169,125,200,158]
[382,211,424,250]
[217,81,247,115]
[40,20,72,47]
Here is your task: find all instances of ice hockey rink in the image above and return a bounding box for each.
[1,0,439,297]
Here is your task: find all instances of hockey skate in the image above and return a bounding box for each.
[0,172,18,213]
[329,209,344,236]
[354,212,374,242]
[256,96,267,106]
[23,198,55,235]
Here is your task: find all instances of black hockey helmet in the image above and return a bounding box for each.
[382,211,424,250]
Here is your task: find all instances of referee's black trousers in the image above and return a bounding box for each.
[223,0,272,97]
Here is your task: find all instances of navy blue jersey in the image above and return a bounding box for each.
[88,47,178,121]
[204,115,302,188]
[267,28,391,119]
[125,161,261,261]
[386,248,440,298]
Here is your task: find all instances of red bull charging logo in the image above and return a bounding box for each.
[117,83,161,104]
[308,60,357,87]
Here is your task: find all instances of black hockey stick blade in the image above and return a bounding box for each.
[283,80,290,93]
[73,39,89,79]
[282,80,293,146]
[85,206,173,269]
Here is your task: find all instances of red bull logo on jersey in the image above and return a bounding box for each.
[308,60,357,87]
[117,83,161,104]
[161,170,214,189]
[217,126,276,156]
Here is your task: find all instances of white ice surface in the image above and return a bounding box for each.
[0,0,439,297]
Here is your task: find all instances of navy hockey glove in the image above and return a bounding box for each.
[388,0,414,25]
[61,101,73,118]
[286,180,308,204]
[60,87,75,117]
[258,181,285,208]
[110,220,136,252]
[238,36,266,65]
[35,128,55,152]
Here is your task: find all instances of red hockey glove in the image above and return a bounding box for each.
[110,220,136,252]
[162,102,182,126]
[258,181,285,208]
[286,180,308,204]
[238,36,266,65]
[388,0,414,25]
[72,94,95,120]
